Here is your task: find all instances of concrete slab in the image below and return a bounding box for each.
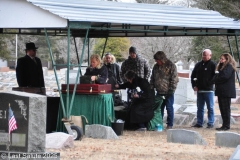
[173,114,189,126]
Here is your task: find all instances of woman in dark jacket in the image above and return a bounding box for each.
[115,70,154,131]
[103,53,122,90]
[211,53,236,131]
[85,54,108,84]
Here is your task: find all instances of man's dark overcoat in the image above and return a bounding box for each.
[16,55,45,87]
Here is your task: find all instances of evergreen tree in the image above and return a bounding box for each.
[93,37,130,62]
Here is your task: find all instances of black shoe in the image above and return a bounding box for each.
[191,124,203,128]
[206,125,214,129]
[216,127,230,131]
[166,126,172,129]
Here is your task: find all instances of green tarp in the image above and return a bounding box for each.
[148,95,163,131]
[56,93,115,132]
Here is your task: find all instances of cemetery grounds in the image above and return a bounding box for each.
[1,70,239,159]
[48,96,240,160]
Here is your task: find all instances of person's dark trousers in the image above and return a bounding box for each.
[161,94,174,127]
[218,97,231,128]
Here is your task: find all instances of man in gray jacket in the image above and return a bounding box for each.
[120,46,151,82]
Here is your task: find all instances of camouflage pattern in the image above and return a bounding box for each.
[120,54,151,82]
[150,59,179,94]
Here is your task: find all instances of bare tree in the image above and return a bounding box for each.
[192,0,240,19]
[129,37,192,69]
[127,0,194,69]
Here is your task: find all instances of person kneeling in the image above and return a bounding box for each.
[115,70,154,131]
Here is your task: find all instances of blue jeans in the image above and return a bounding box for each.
[197,92,214,126]
[161,94,174,127]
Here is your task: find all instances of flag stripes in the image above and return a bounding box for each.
[9,107,17,134]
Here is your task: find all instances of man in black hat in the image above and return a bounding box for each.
[16,42,45,88]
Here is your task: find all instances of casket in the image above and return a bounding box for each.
[61,84,112,94]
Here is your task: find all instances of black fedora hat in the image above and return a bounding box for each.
[25,42,38,50]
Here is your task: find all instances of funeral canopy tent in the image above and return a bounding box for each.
[1,0,240,120]
[1,0,240,37]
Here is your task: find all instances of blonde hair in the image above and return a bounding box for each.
[103,53,116,64]
[216,53,237,71]
[90,54,102,69]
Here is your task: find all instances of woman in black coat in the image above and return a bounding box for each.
[103,53,122,90]
[116,70,154,131]
[210,53,237,131]
[85,54,108,84]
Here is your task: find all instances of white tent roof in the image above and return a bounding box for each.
[27,0,240,29]
[1,0,240,37]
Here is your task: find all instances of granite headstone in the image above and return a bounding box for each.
[0,91,46,153]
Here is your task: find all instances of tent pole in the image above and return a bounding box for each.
[66,26,71,119]
[88,38,90,67]
[44,28,66,117]
[15,34,17,68]
[69,29,89,115]
[73,37,81,76]
[234,35,240,86]
[101,37,108,58]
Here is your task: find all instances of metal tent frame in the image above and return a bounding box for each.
[1,0,240,133]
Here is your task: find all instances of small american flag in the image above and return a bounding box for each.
[9,107,17,134]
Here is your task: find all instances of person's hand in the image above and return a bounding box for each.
[193,86,198,91]
[115,84,119,88]
[91,76,97,81]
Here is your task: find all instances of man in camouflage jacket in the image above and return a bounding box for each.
[120,46,151,82]
[150,51,179,129]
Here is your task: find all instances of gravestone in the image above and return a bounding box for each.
[175,77,196,104]
[0,91,46,153]
[215,114,236,125]
[236,89,240,96]
[215,132,240,148]
[167,129,207,145]
[230,145,240,160]
[85,124,118,139]
[65,70,79,84]
[231,114,240,121]
[42,67,48,77]
[190,116,220,127]
[173,114,189,126]
[73,67,87,75]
